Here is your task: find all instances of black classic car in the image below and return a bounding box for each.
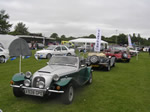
[86,52,116,71]
[10,56,92,104]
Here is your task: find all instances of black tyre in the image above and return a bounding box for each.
[126,59,130,63]
[0,56,5,63]
[87,72,93,84]
[13,87,24,97]
[67,53,71,56]
[112,61,115,67]
[105,63,111,71]
[61,83,74,104]
[46,53,52,59]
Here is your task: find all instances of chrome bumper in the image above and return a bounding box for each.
[10,84,64,93]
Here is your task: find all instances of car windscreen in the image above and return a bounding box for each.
[47,45,56,50]
[49,57,78,67]
[113,47,127,51]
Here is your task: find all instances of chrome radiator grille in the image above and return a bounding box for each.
[32,77,45,88]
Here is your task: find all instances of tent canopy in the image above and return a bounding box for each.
[69,38,108,44]
[0,35,18,49]
[9,38,31,57]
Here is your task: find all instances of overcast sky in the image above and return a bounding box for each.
[1,0,150,38]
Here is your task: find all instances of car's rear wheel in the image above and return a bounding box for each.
[105,63,111,71]
[0,56,5,63]
[46,53,52,59]
[61,83,74,104]
[112,61,115,67]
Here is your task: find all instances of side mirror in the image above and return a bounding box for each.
[46,62,49,65]
[108,56,111,58]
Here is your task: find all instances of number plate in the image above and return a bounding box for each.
[91,65,99,67]
[24,89,43,97]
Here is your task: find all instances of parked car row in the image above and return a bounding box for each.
[10,46,135,104]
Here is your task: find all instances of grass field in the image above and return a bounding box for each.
[0,51,150,112]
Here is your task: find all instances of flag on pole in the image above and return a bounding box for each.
[94,29,101,52]
[128,35,133,48]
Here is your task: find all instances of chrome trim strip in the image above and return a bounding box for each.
[10,85,64,93]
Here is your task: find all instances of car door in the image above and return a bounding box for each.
[61,46,68,55]
[54,46,61,55]
[77,59,88,85]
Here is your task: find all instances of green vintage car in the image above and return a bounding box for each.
[10,56,93,104]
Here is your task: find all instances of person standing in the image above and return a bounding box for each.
[149,47,150,55]
[35,41,38,50]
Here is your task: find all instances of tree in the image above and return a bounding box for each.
[88,34,96,38]
[60,35,66,40]
[0,10,12,34]
[50,33,59,39]
[11,22,29,35]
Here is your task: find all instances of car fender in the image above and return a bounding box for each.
[12,73,25,82]
[55,77,72,86]
[86,66,92,78]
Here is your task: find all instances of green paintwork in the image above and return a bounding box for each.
[55,77,72,86]
[12,73,25,82]
[86,67,92,78]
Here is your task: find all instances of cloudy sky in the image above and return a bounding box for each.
[0,0,150,38]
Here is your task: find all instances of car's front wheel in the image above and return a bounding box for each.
[0,56,5,63]
[61,83,74,104]
[67,53,71,56]
[13,87,24,97]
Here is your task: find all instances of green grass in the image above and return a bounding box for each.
[0,51,150,112]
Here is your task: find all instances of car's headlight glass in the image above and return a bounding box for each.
[38,81,45,89]
[53,74,60,81]
[25,71,32,78]
[24,79,31,87]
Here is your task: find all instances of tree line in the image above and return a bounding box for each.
[0,9,150,46]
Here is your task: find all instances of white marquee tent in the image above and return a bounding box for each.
[69,38,108,50]
[69,38,108,44]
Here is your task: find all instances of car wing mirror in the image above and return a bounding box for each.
[108,56,111,58]
[46,62,49,65]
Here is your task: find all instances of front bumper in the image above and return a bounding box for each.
[10,84,64,94]
[87,62,109,67]
[34,53,47,58]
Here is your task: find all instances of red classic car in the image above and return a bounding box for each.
[105,47,131,62]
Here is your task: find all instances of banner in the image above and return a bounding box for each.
[94,29,101,52]
[128,35,133,48]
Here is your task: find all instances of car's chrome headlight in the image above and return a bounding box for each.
[25,71,32,78]
[53,74,60,81]
[38,81,45,89]
[24,79,31,87]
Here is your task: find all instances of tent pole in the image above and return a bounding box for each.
[19,55,21,73]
